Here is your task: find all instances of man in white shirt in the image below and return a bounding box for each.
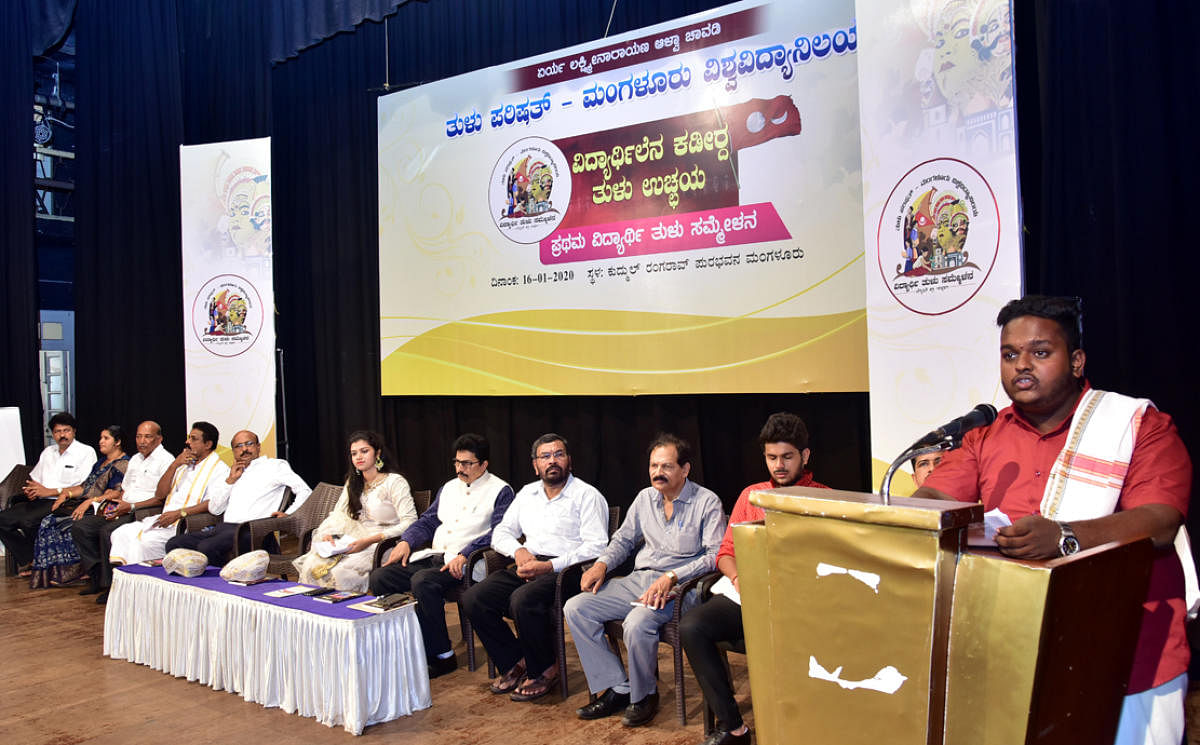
[164,429,311,566]
[107,421,230,583]
[72,420,174,598]
[461,433,609,703]
[0,412,97,570]
[368,433,515,678]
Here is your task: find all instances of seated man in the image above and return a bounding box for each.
[911,451,943,488]
[461,433,609,702]
[564,434,724,728]
[915,295,1193,745]
[679,412,830,745]
[368,433,515,678]
[72,420,174,598]
[108,421,230,577]
[0,412,96,573]
[164,429,311,566]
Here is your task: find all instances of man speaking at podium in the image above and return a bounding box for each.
[914,295,1193,745]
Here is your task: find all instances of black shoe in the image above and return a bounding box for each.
[427,655,457,679]
[700,727,752,745]
[96,591,108,605]
[620,691,659,727]
[576,688,631,720]
[79,579,101,596]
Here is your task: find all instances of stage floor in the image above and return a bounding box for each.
[0,564,752,744]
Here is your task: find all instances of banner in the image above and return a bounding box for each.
[378,1,867,395]
[180,138,276,461]
[856,0,1021,492]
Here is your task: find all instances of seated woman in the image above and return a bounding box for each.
[29,424,130,588]
[293,430,417,592]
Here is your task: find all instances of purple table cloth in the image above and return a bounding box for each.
[103,564,431,734]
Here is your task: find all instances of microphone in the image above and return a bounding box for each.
[909,404,997,448]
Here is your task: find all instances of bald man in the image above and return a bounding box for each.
[164,430,311,566]
[73,420,174,599]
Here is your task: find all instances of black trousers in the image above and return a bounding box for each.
[679,594,746,731]
[368,554,461,661]
[71,512,134,589]
[460,562,582,676]
[0,499,55,567]
[165,522,248,567]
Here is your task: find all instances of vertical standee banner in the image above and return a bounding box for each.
[856,0,1021,492]
[378,0,866,396]
[180,138,276,461]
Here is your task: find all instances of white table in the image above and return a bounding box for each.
[103,566,432,734]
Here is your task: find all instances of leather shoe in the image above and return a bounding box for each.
[621,691,659,727]
[700,727,752,745]
[427,655,457,679]
[576,688,630,720]
[95,591,108,605]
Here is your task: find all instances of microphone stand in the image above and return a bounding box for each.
[878,440,955,505]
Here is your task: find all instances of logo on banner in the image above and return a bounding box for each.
[192,274,264,357]
[878,158,999,315]
[490,137,572,244]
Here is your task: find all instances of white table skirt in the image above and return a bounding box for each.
[103,569,432,734]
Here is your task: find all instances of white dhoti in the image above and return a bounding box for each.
[108,515,177,565]
[1115,673,1186,745]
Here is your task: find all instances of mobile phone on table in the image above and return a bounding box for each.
[302,586,336,596]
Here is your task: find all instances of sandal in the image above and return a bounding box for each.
[509,672,557,702]
[489,662,526,695]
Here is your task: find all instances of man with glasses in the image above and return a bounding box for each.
[164,429,311,566]
[368,433,515,678]
[462,433,609,703]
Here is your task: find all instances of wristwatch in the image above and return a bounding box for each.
[665,570,678,584]
[1057,521,1080,556]
[180,509,189,519]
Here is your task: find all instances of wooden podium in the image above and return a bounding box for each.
[734,486,1153,745]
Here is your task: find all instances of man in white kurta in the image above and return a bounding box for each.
[109,422,230,567]
[164,430,311,565]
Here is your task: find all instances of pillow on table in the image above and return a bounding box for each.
[163,548,208,578]
[220,549,269,583]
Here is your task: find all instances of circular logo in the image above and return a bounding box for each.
[489,137,572,244]
[191,274,264,357]
[877,158,1000,315]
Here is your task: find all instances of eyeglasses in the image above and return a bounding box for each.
[534,450,567,462]
[452,459,480,468]
[232,441,257,450]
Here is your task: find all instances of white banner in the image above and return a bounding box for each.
[179,138,276,461]
[378,1,866,396]
[856,0,1022,493]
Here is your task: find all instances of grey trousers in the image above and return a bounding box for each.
[563,568,696,702]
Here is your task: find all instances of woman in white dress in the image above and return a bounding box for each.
[294,430,417,592]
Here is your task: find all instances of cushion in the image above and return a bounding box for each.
[220,549,269,583]
[163,548,208,577]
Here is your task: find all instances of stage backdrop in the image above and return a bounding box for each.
[180,137,277,461]
[378,0,866,396]
[856,0,1022,492]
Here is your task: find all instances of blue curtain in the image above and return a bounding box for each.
[268,0,411,63]
[30,0,76,55]
[1,0,44,461]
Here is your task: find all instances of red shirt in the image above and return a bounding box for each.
[923,389,1193,692]
[717,472,830,563]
